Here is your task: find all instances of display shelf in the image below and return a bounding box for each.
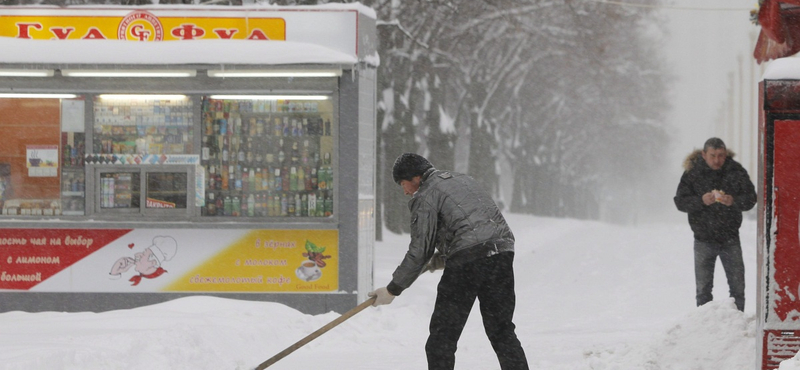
[60,132,86,216]
[93,96,194,155]
[200,97,335,218]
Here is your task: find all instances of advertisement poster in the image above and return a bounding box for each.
[0,228,338,293]
[26,145,58,177]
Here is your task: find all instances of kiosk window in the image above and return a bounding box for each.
[146,172,187,209]
[93,95,194,155]
[0,97,83,216]
[100,172,140,209]
[200,97,335,218]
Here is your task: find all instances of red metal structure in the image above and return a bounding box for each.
[755,0,800,63]
[757,72,800,369]
[755,3,800,368]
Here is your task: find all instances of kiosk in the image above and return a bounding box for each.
[0,4,377,315]
[758,58,800,369]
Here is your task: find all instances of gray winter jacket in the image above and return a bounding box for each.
[386,168,515,296]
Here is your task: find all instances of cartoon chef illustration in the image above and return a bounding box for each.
[109,236,178,286]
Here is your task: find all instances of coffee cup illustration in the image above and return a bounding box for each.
[296,260,322,281]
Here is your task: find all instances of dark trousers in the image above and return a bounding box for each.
[694,238,745,311]
[426,252,529,370]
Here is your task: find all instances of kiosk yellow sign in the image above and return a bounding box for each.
[0,10,286,41]
[165,229,338,293]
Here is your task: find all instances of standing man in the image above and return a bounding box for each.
[674,138,756,311]
[369,153,529,370]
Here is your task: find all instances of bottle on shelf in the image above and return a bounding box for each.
[224,195,232,216]
[215,192,224,216]
[249,168,256,191]
[234,165,242,191]
[282,165,290,191]
[298,166,306,191]
[310,167,318,190]
[274,167,282,191]
[280,193,288,216]
[289,166,298,191]
[222,136,229,165]
[232,196,241,217]
[221,165,229,190]
[287,194,295,216]
[315,191,324,217]
[248,194,256,217]
[324,191,333,216]
[207,192,216,216]
[262,167,270,191]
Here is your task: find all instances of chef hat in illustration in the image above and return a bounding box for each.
[149,236,177,265]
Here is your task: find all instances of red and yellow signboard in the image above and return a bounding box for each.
[166,229,338,292]
[0,228,337,293]
[0,10,286,41]
[0,228,132,290]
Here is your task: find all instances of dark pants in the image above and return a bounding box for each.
[694,238,745,311]
[426,252,529,370]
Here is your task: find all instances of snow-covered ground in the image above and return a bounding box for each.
[0,213,770,369]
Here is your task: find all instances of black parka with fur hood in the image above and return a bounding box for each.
[674,150,756,243]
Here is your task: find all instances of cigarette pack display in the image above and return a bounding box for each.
[93,97,194,155]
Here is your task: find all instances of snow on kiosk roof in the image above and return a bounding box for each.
[762,56,800,80]
[0,38,358,66]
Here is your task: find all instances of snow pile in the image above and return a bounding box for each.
[779,346,800,369]
[583,300,755,370]
[0,296,320,370]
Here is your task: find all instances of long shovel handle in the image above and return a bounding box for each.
[255,296,377,370]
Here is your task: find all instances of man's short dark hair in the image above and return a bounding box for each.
[703,137,726,152]
[392,153,433,184]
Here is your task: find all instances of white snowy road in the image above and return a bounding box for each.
[0,214,764,369]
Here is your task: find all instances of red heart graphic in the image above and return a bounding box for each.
[128,243,134,249]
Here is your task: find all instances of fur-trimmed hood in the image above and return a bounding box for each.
[683,149,737,172]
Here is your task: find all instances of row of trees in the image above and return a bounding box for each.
[0,0,673,233]
[365,0,672,234]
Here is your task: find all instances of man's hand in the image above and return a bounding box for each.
[702,192,716,205]
[368,287,395,307]
[718,194,734,206]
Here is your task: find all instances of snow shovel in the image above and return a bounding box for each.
[254,296,377,369]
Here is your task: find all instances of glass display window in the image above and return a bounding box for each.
[61,132,86,216]
[0,96,85,217]
[200,96,335,218]
[93,95,194,155]
[99,171,141,211]
[94,166,194,217]
[146,172,188,209]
